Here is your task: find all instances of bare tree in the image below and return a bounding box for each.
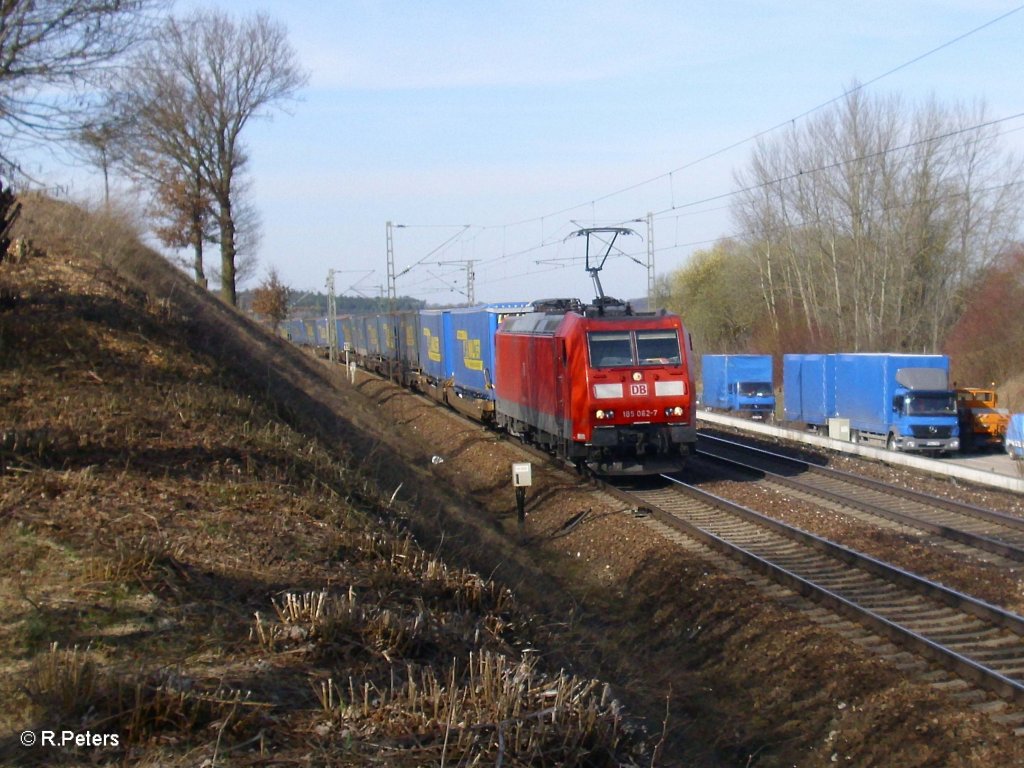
[944,245,1024,387]
[0,0,164,168]
[733,88,1024,352]
[120,10,306,306]
[70,118,128,204]
[112,10,292,300]
[112,30,216,286]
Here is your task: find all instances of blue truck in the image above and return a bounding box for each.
[784,353,959,453]
[701,354,776,419]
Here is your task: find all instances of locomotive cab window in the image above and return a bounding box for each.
[635,330,681,366]
[588,332,633,368]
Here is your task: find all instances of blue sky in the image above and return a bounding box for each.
[31,1,1024,305]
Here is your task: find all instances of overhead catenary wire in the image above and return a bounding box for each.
[392,224,472,278]
[415,108,1024,300]
[498,110,1024,270]
[385,6,1024,302]
[647,110,1024,219]
[478,4,1024,234]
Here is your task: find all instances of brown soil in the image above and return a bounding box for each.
[2,196,1024,766]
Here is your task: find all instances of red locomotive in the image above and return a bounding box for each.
[297,228,696,476]
[494,297,697,475]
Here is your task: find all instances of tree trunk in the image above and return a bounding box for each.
[192,216,207,289]
[219,203,236,306]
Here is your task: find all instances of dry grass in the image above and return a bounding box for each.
[0,193,652,766]
[26,644,99,719]
[251,585,639,764]
[25,643,265,749]
[307,651,636,767]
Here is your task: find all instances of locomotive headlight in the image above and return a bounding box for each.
[596,409,606,420]
[632,371,643,382]
[595,409,615,420]
[665,406,684,417]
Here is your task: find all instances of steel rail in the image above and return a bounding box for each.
[696,433,1024,562]
[701,432,1024,529]
[601,476,1024,703]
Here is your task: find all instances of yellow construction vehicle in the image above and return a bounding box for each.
[955,386,1010,451]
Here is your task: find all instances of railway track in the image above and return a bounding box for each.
[363,369,1024,726]
[695,433,1024,565]
[602,474,1024,724]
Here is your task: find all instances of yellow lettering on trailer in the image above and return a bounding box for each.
[423,329,441,362]
[453,329,483,370]
[463,338,483,371]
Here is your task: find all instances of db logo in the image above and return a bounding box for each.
[629,383,648,396]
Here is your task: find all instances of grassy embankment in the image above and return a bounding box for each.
[0,195,647,766]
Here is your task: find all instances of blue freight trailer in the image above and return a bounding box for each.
[784,353,959,453]
[447,303,530,401]
[428,303,529,421]
[701,354,775,419]
[418,309,452,388]
[1007,414,1024,460]
[783,354,836,424]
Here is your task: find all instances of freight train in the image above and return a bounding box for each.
[280,296,698,475]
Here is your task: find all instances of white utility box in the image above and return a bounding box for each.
[512,462,532,487]
[828,418,851,441]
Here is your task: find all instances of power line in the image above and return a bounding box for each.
[649,176,1024,260]
[381,7,1024,302]
[482,4,1024,233]
[440,108,1024,295]
[648,110,1024,219]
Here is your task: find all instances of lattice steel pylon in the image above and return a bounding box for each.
[438,259,476,305]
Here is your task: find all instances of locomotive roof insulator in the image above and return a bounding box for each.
[529,297,583,314]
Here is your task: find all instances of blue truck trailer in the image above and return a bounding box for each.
[783,354,835,424]
[430,303,529,421]
[701,354,775,419]
[418,309,452,388]
[1007,414,1024,460]
[447,303,530,401]
[784,353,959,453]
